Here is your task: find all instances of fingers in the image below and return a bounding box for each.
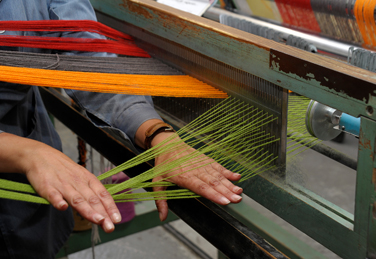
[206,166,243,194]
[64,175,121,233]
[63,185,109,227]
[210,163,242,182]
[20,141,121,233]
[165,157,243,206]
[154,141,244,210]
[44,187,68,211]
[89,179,122,224]
[153,178,169,221]
[155,199,169,222]
[43,167,121,233]
[199,167,242,203]
[175,175,237,205]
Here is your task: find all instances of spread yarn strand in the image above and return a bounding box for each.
[0,97,278,204]
[0,65,228,98]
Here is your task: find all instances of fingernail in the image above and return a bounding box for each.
[220,197,231,205]
[112,213,122,223]
[233,186,242,193]
[231,194,242,202]
[105,221,114,232]
[93,213,105,223]
[234,173,241,177]
[58,201,67,209]
[159,212,164,222]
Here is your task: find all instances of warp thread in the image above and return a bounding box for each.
[0,97,278,204]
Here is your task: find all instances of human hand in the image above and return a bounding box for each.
[151,132,243,221]
[0,133,121,233]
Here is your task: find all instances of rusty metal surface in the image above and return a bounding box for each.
[91,0,376,120]
[270,50,376,105]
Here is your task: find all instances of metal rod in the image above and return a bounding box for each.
[204,7,355,57]
[162,223,213,259]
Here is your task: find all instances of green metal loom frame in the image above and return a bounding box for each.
[59,0,376,258]
[56,200,179,257]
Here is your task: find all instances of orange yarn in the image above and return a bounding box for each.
[355,0,372,46]
[0,65,228,98]
[364,0,376,46]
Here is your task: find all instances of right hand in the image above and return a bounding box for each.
[0,133,121,233]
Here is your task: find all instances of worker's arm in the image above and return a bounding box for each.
[0,132,121,233]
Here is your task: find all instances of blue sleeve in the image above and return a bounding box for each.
[49,0,163,146]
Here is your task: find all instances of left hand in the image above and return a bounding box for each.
[151,132,243,221]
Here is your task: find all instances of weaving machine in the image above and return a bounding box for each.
[35,0,376,258]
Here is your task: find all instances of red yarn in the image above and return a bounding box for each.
[0,35,150,57]
[0,20,133,41]
[0,20,150,57]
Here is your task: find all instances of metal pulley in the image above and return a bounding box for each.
[305,100,360,141]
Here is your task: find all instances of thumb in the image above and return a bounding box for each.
[153,177,169,221]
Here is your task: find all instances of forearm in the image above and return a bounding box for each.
[0,132,37,174]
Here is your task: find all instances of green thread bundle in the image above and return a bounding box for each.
[0,97,279,204]
[287,95,321,158]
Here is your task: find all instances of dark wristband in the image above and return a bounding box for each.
[144,122,175,149]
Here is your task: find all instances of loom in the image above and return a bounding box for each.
[34,0,376,258]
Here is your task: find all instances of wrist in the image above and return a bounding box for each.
[144,122,175,150]
[150,131,176,148]
[134,119,175,150]
[0,133,37,174]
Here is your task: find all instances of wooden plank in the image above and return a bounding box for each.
[90,0,376,119]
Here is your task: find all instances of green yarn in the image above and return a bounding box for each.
[0,97,279,205]
[287,95,321,159]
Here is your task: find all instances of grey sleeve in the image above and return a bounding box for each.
[50,0,163,146]
[65,90,162,145]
